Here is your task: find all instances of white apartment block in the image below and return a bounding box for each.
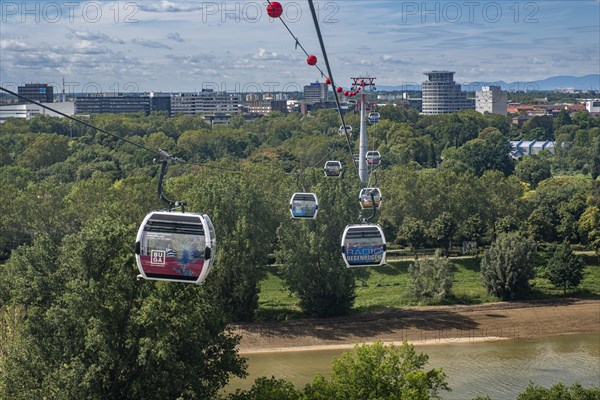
[170,90,241,116]
[476,86,508,115]
[585,99,600,115]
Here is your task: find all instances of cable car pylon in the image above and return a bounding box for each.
[351,77,376,184]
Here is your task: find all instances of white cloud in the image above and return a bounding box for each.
[381,55,407,64]
[167,32,184,43]
[66,30,124,44]
[139,1,204,13]
[1,1,598,90]
[253,48,278,60]
[131,38,172,50]
[0,39,28,51]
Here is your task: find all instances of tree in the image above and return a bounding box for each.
[305,341,450,400]
[441,131,513,177]
[481,232,537,300]
[552,110,573,131]
[223,377,302,400]
[16,133,71,170]
[408,250,454,302]
[455,214,485,245]
[523,116,554,140]
[173,169,280,322]
[276,175,359,317]
[514,153,552,189]
[578,206,600,255]
[517,382,600,400]
[546,243,585,294]
[591,133,600,180]
[0,217,246,399]
[525,176,592,244]
[427,212,457,254]
[396,216,426,256]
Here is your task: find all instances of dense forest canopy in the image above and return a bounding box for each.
[0,106,598,398]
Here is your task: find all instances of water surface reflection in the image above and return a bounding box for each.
[227,333,600,399]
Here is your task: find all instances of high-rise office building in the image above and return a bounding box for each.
[303,81,328,105]
[74,93,170,114]
[476,86,507,115]
[421,71,474,115]
[18,83,54,103]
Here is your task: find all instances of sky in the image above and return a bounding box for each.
[1,0,599,94]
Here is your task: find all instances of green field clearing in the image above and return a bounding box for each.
[256,254,600,321]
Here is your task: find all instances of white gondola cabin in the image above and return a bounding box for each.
[341,224,387,268]
[368,112,381,124]
[202,214,217,275]
[290,192,319,219]
[338,125,353,137]
[135,211,215,284]
[353,154,360,163]
[359,187,382,209]
[324,160,343,177]
[366,150,381,165]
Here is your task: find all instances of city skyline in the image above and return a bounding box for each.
[1,1,599,93]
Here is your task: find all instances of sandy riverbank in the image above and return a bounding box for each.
[234,299,600,354]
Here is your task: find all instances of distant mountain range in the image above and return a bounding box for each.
[378,74,600,92]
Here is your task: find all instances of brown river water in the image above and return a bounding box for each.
[225,333,600,399]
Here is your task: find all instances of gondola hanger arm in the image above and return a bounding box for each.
[155,149,187,212]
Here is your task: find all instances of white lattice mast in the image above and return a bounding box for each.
[351,77,376,184]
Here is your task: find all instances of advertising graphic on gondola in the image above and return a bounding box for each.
[291,200,317,218]
[140,232,205,279]
[290,193,319,219]
[344,243,385,266]
[342,224,387,268]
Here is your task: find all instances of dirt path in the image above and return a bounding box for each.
[234,299,600,353]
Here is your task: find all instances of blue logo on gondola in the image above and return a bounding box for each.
[346,245,384,263]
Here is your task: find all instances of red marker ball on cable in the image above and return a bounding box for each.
[267,2,283,18]
[307,55,317,65]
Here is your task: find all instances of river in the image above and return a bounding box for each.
[226,333,600,399]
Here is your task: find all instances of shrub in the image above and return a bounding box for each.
[481,232,537,300]
[408,250,454,302]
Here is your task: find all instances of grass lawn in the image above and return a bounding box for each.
[256,254,600,321]
[256,266,302,320]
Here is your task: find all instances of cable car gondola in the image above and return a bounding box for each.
[202,214,217,274]
[135,211,215,284]
[338,125,352,137]
[324,160,343,177]
[290,192,319,219]
[341,224,387,268]
[368,112,380,124]
[366,150,381,165]
[353,154,360,163]
[359,187,382,209]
